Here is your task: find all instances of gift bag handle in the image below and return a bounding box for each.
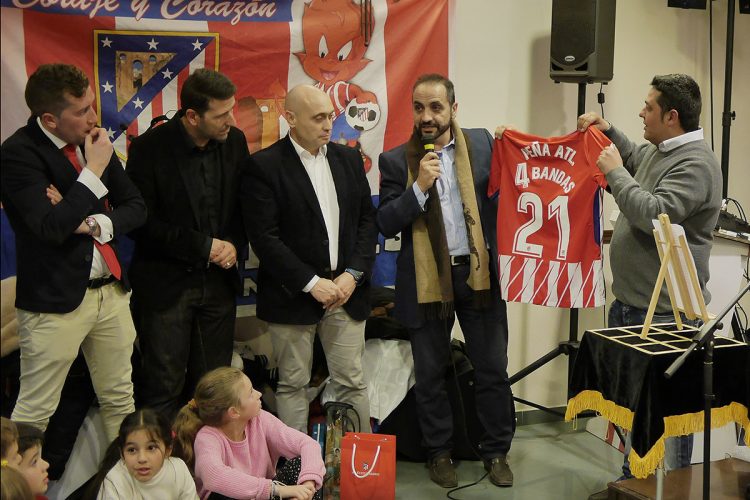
[350,443,381,479]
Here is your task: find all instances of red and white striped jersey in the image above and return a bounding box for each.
[488,128,610,308]
[315,81,353,117]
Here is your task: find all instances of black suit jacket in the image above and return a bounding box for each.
[376,128,500,329]
[126,116,250,310]
[0,117,146,313]
[241,137,377,324]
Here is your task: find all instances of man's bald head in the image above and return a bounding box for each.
[285,84,334,154]
[285,84,329,115]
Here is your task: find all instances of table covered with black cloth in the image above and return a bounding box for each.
[565,323,750,478]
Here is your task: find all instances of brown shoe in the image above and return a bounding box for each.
[484,456,513,487]
[427,455,458,488]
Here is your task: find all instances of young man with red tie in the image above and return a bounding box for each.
[0,63,146,443]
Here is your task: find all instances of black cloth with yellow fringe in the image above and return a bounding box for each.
[565,324,749,478]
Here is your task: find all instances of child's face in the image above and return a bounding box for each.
[3,440,23,469]
[235,375,262,421]
[18,444,49,495]
[122,429,168,483]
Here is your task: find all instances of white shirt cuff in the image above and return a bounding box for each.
[91,214,114,243]
[77,168,108,199]
[412,182,428,210]
[303,275,321,293]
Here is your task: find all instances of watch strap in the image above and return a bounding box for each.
[345,267,364,284]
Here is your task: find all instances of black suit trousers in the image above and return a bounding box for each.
[134,267,235,420]
[408,264,515,460]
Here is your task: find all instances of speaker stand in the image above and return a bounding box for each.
[719,0,738,198]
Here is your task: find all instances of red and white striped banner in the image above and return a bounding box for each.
[0,0,451,195]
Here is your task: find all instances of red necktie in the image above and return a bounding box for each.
[62,144,122,280]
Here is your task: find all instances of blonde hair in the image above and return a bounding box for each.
[0,466,33,500]
[172,367,245,472]
[1,418,18,461]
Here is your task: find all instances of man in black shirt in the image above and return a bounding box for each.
[126,69,250,419]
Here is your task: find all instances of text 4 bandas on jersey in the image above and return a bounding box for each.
[489,127,611,308]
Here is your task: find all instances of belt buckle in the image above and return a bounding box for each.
[88,275,113,289]
[450,255,468,266]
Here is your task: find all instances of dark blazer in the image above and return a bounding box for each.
[376,128,499,329]
[126,116,250,310]
[0,117,146,313]
[241,136,377,324]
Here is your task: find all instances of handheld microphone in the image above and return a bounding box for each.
[420,134,441,192]
[421,134,436,153]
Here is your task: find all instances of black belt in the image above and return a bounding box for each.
[88,275,117,289]
[449,255,470,266]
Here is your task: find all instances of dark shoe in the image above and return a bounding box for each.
[427,455,458,488]
[484,456,513,487]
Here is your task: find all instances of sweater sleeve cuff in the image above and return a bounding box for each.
[298,472,324,489]
[261,479,273,500]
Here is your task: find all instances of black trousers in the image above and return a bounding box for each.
[409,263,515,460]
[134,268,236,421]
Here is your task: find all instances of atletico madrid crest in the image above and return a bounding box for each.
[94,30,219,155]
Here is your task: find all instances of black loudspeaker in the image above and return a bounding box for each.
[741,0,750,14]
[550,0,617,83]
[378,343,486,461]
[667,0,707,8]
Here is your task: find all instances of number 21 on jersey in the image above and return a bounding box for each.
[512,162,570,260]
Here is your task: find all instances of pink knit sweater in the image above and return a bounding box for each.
[194,410,325,500]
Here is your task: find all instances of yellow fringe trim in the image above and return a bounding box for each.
[565,390,634,430]
[567,393,750,479]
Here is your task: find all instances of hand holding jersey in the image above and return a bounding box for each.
[596,143,624,175]
[576,112,624,175]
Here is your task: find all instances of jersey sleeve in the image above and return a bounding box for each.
[488,138,504,198]
[584,127,611,189]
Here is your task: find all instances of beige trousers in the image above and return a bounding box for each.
[269,307,370,434]
[11,282,136,443]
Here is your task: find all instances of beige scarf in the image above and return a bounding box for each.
[406,120,491,319]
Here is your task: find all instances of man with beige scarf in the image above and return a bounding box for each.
[377,74,515,488]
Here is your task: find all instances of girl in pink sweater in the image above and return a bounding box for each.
[173,367,325,500]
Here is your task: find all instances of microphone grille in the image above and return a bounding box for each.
[421,134,436,151]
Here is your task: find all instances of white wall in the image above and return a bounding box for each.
[451,0,750,410]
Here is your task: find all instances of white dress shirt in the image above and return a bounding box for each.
[658,128,704,153]
[289,134,340,293]
[412,138,470,255]
[37,117,115,279]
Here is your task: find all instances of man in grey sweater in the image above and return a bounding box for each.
[578,74,722,477]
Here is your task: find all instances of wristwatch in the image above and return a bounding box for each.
[345,268,364,285]
[85,216,97,236]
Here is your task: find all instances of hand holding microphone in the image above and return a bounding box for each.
[416,134,441,193]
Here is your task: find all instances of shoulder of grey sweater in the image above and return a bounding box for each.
[670,140,720,166]
[663,141,721,181]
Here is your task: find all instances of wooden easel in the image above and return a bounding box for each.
[640,214,712,338]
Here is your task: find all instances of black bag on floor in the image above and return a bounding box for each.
[378,341,486,461]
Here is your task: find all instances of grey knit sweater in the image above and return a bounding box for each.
[604,126,722,313]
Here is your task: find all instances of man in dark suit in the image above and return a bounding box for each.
[242,84,376,433]
[126,69,249,418]
[0,63,146,443]
[377,74,515,488]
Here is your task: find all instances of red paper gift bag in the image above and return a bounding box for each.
[340,433,396,500]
